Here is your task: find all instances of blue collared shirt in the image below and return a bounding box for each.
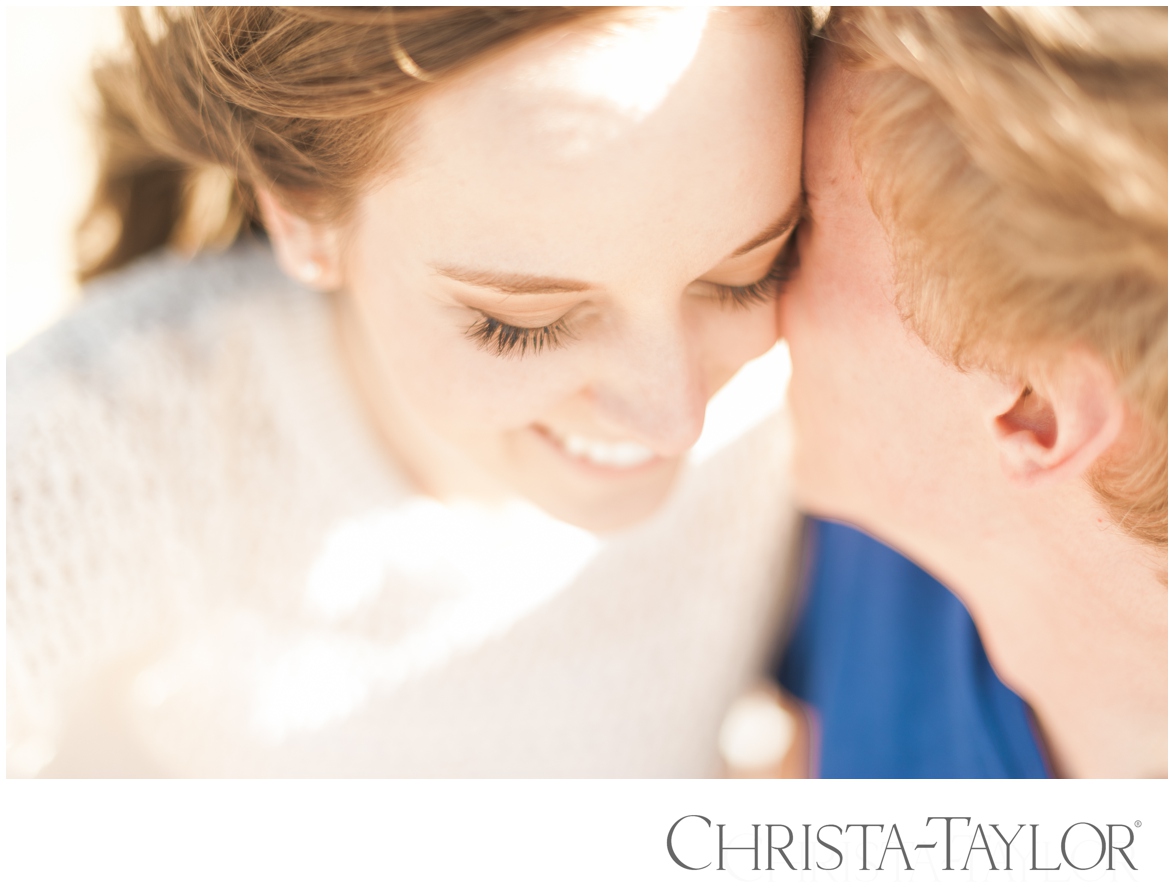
[775,519,1051,778]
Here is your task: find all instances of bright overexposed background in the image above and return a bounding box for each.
[6,6,124,353]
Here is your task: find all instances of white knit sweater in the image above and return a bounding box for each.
[6,243,799,777]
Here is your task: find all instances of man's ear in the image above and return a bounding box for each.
[984,351,1125,488]
[255,189,345,291]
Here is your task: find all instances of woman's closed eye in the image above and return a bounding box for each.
[466,312,573,358]
[705,236,799,309]
[465,235,800,359]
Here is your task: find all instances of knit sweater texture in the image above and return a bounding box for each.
[6,243,798,777]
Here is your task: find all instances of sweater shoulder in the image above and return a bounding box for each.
[4,242,341,573]
[7,242,323,445]
[11,243,301,396]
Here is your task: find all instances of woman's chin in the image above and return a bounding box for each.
[530,478,680,533]
[503,424,684,533]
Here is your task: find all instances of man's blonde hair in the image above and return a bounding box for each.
[831,7,1167,548]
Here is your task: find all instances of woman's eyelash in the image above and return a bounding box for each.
[710,237,799,308]
[466,313,572,357]
[466,236,801,356]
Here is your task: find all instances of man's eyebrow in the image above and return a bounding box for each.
[730,195,805,257]
[432,265,595,295]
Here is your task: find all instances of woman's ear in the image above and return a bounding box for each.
[985,350,1125,488]
[255,189,345,291]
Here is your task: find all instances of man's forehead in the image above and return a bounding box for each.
[803,44,872,198]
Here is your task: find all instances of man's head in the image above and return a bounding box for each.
[779,7,1167,572]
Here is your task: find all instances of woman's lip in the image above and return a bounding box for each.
[532,425,661,472]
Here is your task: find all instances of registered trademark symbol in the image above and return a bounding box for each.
[1135,821,1142,828]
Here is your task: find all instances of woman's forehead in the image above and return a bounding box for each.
[402,8,803,171]
[488,8,712,139]
[354,8,805,280]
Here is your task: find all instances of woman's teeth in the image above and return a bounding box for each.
[556,432,657,469]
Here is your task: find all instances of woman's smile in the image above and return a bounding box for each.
[533,425,661,472]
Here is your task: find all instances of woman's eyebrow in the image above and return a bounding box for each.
[729,195,804,257]
[433,197,805,294]
[432,264,595,295]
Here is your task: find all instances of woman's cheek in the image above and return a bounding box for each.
[406,342,586,433]
[696,300,780,393]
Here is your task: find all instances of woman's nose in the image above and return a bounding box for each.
[589,316,709,456]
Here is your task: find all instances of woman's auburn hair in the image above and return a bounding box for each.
[831,6,1168,550]
[75,6,617,282]
[77,6,813,285]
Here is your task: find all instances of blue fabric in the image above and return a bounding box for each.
[775,519,1050,778]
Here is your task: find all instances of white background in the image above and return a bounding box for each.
[5,780,1169,886]
[5,6,123,353]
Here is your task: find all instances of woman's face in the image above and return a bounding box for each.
[290,9,803,531]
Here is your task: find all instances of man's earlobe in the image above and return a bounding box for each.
[988,351,1125,488]
[255,189,344,291]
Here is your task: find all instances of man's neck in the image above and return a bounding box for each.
[924,490,1168,778]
